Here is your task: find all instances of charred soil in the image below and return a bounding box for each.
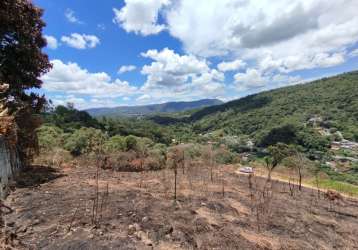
[2,164,358,249]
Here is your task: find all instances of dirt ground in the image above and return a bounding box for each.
[2,163,358,250]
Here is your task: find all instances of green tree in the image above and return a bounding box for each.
[37,125,64,151]
[104,135,127,152]
[264,143,293,181]
[125,135,138,151]
[64,128,107,156]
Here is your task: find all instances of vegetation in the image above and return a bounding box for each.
[1,0,52,164]
[35,72,358,188]
[153,72,358,146]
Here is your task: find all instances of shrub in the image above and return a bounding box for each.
[104,135,126,152]
[64,127,108,156]
[34,147,73,167]
[125,135,138,151]
[37,125,64,151]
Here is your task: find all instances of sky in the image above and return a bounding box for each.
[34,0,358,110]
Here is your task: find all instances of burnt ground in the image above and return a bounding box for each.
[2,164,358,250]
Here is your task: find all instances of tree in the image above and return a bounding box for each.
[264,143,293,182]
[0,0,51,102]
[0,0,52,164]
[64,128,107,156]
[125,135,138,151]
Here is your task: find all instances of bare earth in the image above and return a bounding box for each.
[2,164,358,250]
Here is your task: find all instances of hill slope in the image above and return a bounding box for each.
[152,71,358,143]
[190,71,358,141]
[86,99,223,117]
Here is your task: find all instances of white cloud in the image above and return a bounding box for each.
[111,0,358,94]
[136,94,151,101]
[52,95,121,110]
[163,0,358,76]
[65,8,83,24]
[118,65,137,74]
[113,0,170,36]
[41,59,137,98]
[139,48,225,102]
[349,49,358,57]
[218,59,246,72]
[234,68,302,91]
[61,33,100,49]
[234,69,267,89]
[44,35,58,49]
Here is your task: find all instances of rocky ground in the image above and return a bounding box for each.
[2,163,358,249]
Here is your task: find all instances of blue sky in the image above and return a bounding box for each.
[34,0,358,109]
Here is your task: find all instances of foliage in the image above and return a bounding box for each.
[104,135,127,152]
[43,104,101,132]
[64,127,107,156]
[100,116,172,145]
[157,72,358,148]
[263,143,294,177]
[318,163,358,186]
[0,0,52,164]
[311,178,358,196]
[0,0,51,109]
[125,135,138,151]
[37,125,64,151]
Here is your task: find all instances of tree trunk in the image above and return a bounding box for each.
[0,135,21,198]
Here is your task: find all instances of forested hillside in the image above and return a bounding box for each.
[155,72,358,145]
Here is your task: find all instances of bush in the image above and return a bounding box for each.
[125,135,138,151]
[148,143,167,168]
[64,127,108,156]
[34,147,73,167]
[104,135,127,152]
[37,125,64,151]
[214,147,238,164]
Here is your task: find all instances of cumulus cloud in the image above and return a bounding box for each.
[51,95,121,110]
[65,8,83,24]
[118,65,137,74]
[164,0,357,77]
[61,33,100,49]
[166,1,358,55]
[41,60,137,98]
[234,69,267,89]
[113,0,170,36]
[138,48,225,102]
[234,68,302,91]
[218,59,246,72]
[44,35,58,49]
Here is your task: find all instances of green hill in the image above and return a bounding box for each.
[152,71,358,145]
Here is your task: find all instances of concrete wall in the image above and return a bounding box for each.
[0,135,21,198]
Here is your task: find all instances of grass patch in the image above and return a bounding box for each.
[309,178,358,197]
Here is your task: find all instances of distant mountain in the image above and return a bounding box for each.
[86,99,223,117]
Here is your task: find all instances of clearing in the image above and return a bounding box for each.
[2,164,358,249]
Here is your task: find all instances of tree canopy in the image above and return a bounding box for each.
[0,0,51,109]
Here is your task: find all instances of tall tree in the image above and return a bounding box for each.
[0,0,52,163]
[0,0,51,109]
